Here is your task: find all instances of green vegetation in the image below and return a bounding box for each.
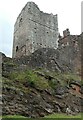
[2,115,27,118]
[4,70,50,91]
[2,115,28,120]
[45,113,81,118]
[4,60,18,67]
[2,113,82,119]
[3,69,81,92]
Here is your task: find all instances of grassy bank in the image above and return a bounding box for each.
[2,113,82,119]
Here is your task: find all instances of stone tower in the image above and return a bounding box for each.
[12,2,59,58]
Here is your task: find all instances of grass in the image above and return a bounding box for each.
[4,70,50,91]
[2,115,28,120]
[2,113,82,119]
[3,69,81,92]
[45,113,82,118]
[2,115,27,118]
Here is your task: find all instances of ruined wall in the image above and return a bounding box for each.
[13,2,58,58]
[58,29,81,74]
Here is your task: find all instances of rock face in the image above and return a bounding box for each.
[2,83,82,118]
[13,2,58,58]
[14,48,62,72]
[2,53,82,118]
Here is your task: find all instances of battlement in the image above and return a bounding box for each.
[63,28,70,37]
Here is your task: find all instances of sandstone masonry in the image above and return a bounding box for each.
[13,2,59,58]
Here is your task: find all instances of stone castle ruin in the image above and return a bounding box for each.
[12,1,82,75]
[13,2,59,58]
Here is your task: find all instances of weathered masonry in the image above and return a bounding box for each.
[12,2,59,58]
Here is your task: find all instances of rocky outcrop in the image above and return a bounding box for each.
[13,48,62,72]
[2,53,82,118]
[2,76,82,118]
[2,83,82,118]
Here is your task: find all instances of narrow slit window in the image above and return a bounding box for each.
[19,18,23,27]
[16,46,18,52]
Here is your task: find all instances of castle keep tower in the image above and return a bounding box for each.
[12,2,59,58]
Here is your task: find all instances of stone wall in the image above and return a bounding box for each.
[13,2,58,58]
[58,29,81,74]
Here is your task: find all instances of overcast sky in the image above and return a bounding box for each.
[0,0,82,57]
